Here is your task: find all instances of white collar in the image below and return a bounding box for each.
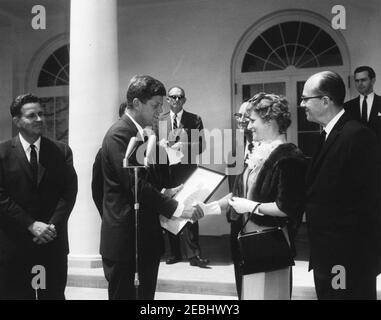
[125,112,144,141]
[19,133,41,152]
[324,109,345,139]
[360,91,374,100]
[170,109,184,122]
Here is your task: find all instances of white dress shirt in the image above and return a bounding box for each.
[125,112,145,141]
[170,109,183,130]
[324,109,345,140]
[125,112,184,217]
[19,133,41,163]
[359,92,374,122]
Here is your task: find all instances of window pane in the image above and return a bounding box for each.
[242,21,343,72]
[37,45,70,87]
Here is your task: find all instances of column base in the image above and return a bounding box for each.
[68,254,103,268]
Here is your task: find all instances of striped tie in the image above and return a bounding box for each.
[173,114,177,130]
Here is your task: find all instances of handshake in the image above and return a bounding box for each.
[162,185,205,223]
[179,202,205,222]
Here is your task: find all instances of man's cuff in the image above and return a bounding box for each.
[172,202,185,218]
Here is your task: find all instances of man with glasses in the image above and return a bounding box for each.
[227,101,254,297]
[159,86,208,267]
[0,93,78,299]
[301,71,380,299]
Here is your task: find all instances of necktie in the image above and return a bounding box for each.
[318,130,326,151]
[30,144,38,185]
[361,95,368,123]
[173,114,178,130]
[310,130,326,173]
[313,130,326,160]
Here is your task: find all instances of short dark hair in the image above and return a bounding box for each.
[354,66,376,79]
[10,93,40,117]
[126,75,166,109]
[315,71,346,107]
[168,86,185,97]
[119,102,127,117]
[247,92,291,134]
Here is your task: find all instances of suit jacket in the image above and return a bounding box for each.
[305,112,381,274]
[0,135,78,262]
[344,94,381,144]
[158,109,206,186]
[100,114,179,262]
[91,148,103,217]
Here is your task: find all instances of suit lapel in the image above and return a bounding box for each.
[166,113,172,134]
[369,94,381,126]
[307,113,348,186]
[37,137,48,186]
[179,110,188,129]
[354,96,361,119]
[12,135,34,182]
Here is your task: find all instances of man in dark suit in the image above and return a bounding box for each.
[227,101,252,298]
[0,93,78,300]
[301,71,380,299]
[100,76,203,300]
[91,102,128,217]
[158,86,208,267]
[344,66,381,223]
[344,66,381,143]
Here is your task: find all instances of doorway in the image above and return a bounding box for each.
[232,13,350,156]
[239,70,326,157]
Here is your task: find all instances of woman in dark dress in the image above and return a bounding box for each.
[201,93,307,299]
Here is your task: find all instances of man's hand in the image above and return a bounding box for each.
[159,138,169,148]
[163,184,184,198]
[180,203,204,222]
[28,222,57,244]
[171,141,184,152]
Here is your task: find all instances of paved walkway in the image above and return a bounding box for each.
[68,260,377,300]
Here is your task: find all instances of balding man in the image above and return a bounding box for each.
[301,71,380,299]
[158,86,208,267]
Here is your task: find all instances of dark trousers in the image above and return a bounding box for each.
[102,255,161,300]
[168,221,201,259]
[229,220,242,299]
[313,266,377,300]
[0,253,67,300]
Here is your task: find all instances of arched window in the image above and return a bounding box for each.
[32,43,70,143]
[241,21,343,72]
[38,44,69,87]
[233,12,349,157]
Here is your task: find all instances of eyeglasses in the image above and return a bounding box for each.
[300,95,325,103]
[233,112,249,120]
[169,95,184,101]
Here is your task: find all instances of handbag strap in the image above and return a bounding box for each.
[239,203,287,234]
[239,203,261,234]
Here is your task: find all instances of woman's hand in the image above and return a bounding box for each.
[228,197,258,214]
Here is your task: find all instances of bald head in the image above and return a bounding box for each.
[301,71,346,126]
[168,86,185,97]
[167,86,186,114]
[306,71,346,107]
[238,101,250,114]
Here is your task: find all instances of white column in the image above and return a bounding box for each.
[68,0,119,267]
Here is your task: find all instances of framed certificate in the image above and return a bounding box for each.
[173,166,226,206]
[160,166,226,235]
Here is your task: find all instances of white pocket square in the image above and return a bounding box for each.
[378,112,381,116]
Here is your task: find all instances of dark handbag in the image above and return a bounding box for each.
[237,208,294,275]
